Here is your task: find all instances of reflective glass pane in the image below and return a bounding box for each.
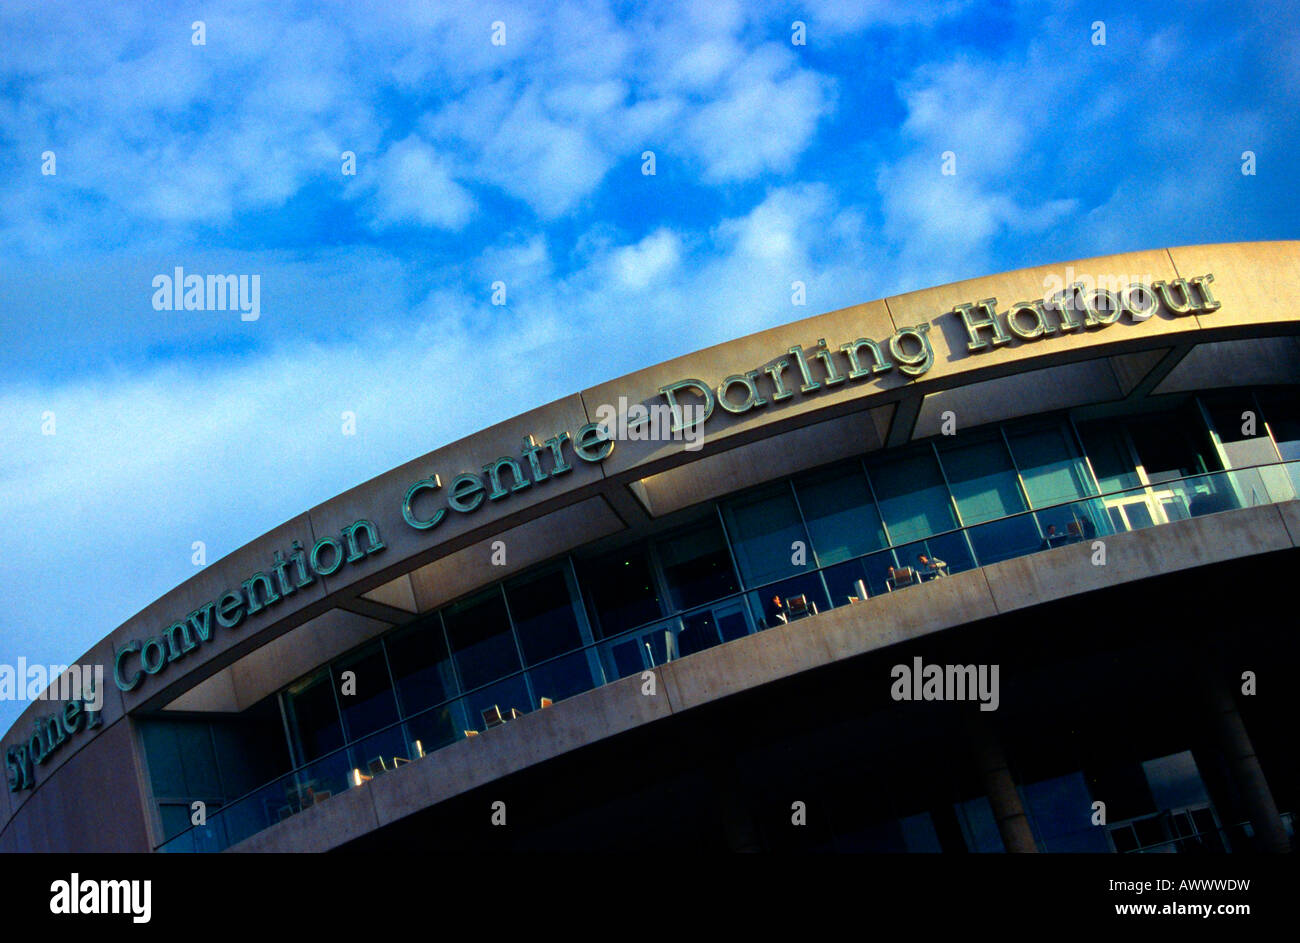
[1127,405,1219,483]
[442,588,521,691]
[823,558,873,609]
[404,703,459,756]
[794,463,887,564]
[722,483,810,586]
[657,519,739,611]
[1077,421,1140,493]
[527,650,600,706]
[332,643,399,742]
[868,450,957,544]
[577,546,664,638]
[939,432,1027,525]
[285,670,343,764]
[1143,751,1209,811]
[505,565,585,665]
[965,515,1042,567]
[385,615,456,718]
[1006,422,1093,507]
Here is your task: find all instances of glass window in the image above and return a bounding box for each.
[938,432,1027,525]
[1143,751,1210,811]
[285,670,344,764]
[1022,772,1110,853]
[527,650,600,707]
[331,643,399,743]
[822,557,874,608]
[656,519,739,611]
[1006,422,1093,508]
[442,588,521,691]
[722,483,811,586]
[794,463,887,564]
[384,614,456,719]
[954,796,1005,852]
[867,450,957,545]
[1127,406,1220,483]
[577,545,664,638]
[1258,389,1300,460]
[505,565,585,665]
[965,515,1043,567]
[1077,421,1140,493]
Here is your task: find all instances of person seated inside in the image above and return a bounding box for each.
[770,594,789,625]
[1040,524,1059,550]
[917,553,949,580]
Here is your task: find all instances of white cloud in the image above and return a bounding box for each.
[360,135,476,231]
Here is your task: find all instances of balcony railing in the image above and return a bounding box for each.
[158,458,1300,852]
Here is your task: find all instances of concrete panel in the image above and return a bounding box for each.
[1277,500,1300,547]
[365,673,672,836]
[914,359,1123,438]
[234,673,671,850]
[163,668,238,713]
[1110,347,1169,396]
[408,496,623,612]
[2,719,150,853]
[1167,240,1300,331]
[1151,336,1300,396]
[634,408,884,517]
[362,573,417,613]
[886,247,1196,385]
[983,504,1294,614]
[658,615,835,712]
[0,634,126,813]
[815,568,999,663]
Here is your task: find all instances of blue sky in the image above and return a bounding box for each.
[1,0,1297,731]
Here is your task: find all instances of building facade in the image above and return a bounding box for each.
[3,241,1298,853]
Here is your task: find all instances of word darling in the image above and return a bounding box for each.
[654,322,936,429]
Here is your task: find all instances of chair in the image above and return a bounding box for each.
[350,768,372,787]
[482,705,505,729]
[508,707,524,720]
[366,757,387,776]
[886,566,918,592]
[785,594,818,619]
[1066,521,1083,539]
[539,697,553,709]
[393,756,410,767]
[463,729,479,738]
